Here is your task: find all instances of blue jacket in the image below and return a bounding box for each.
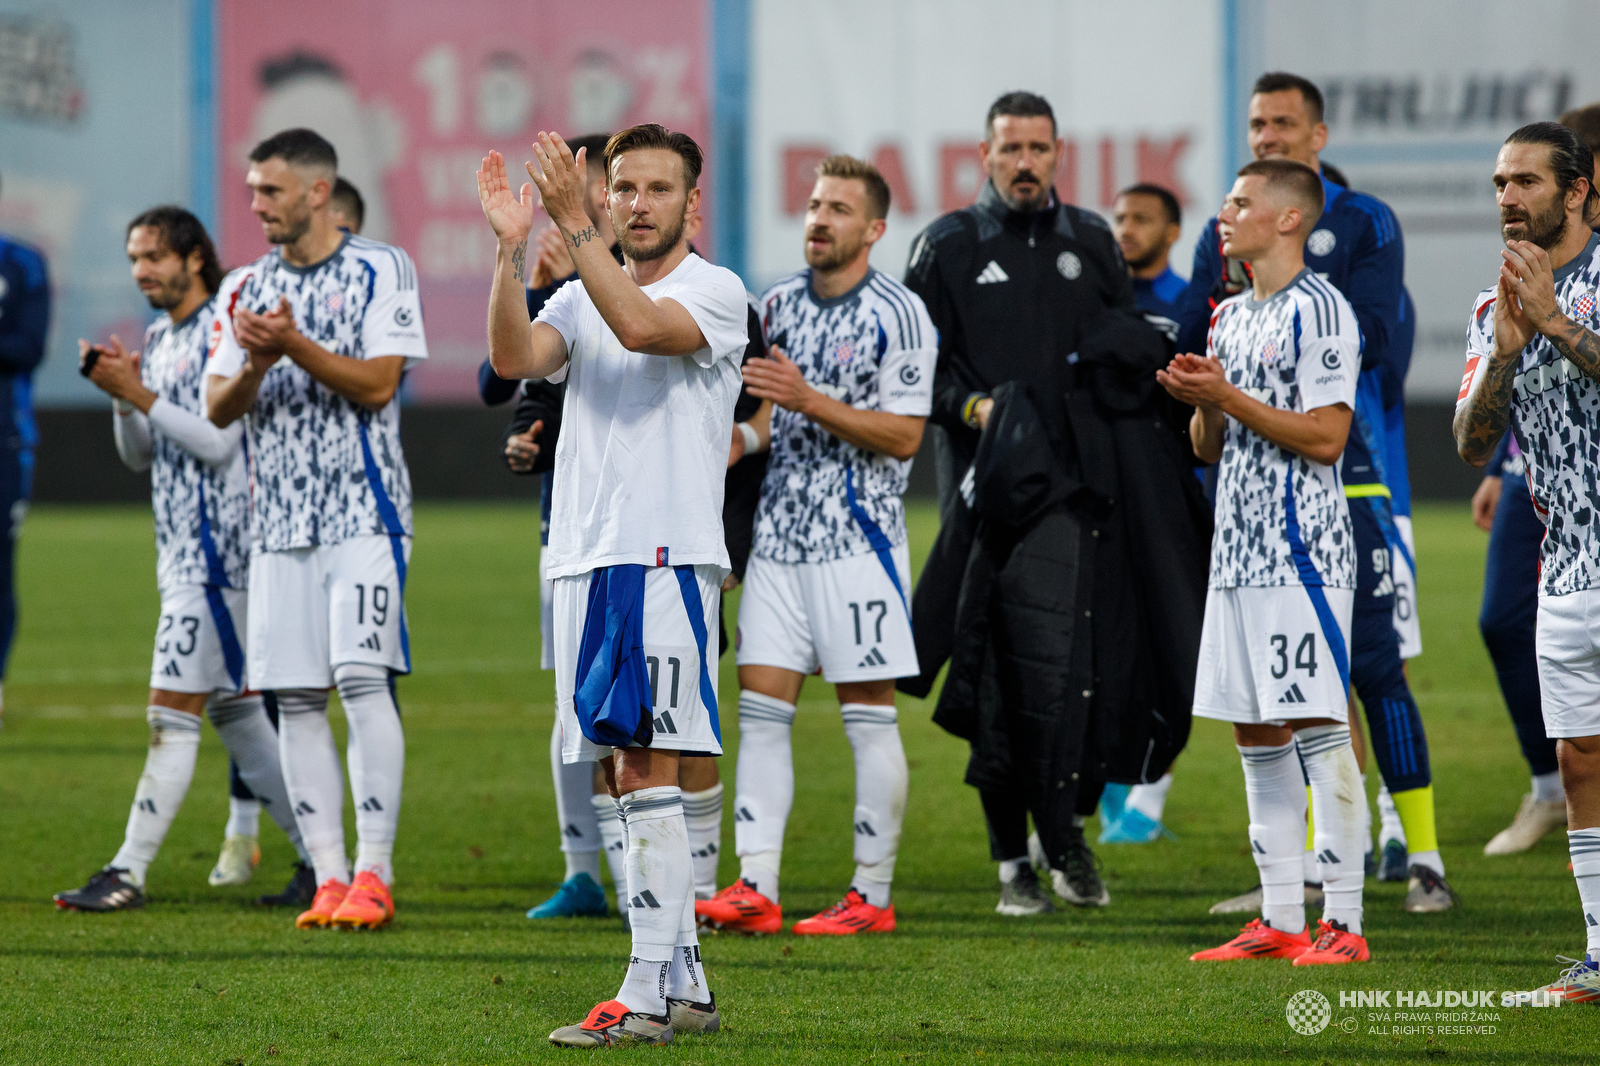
[1132,266,1186,322]
[1177,171,1406,493]
[0,234,48,453]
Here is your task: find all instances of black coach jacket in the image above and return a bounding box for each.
[898,309,1209,870]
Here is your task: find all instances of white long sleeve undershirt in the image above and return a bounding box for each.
[113,398,243,473]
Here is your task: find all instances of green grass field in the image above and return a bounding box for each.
[0,501,1593,1064]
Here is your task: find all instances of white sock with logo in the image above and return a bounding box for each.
[550,722,601,882]
[734,691,796,903]
[666,892,709,1004]
[1296,725,1365,935]
[843,703,907,909]
[274,689,350,887]
[110,707,202,888]
[1569,827,1600,959]
[616,785,689,1015]
[682,782,724,899]
[335,664,404,886]
[209,692,307,860]
[1238,739,1306,935]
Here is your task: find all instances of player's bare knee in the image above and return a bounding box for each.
[738,664,804,705]
[678,755,719,792]
[1234,721,1294,747]
[149,689,209,715]
[1557,735,1600,788]
[836,678,896,706]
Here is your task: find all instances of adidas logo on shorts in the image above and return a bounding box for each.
[161,660,182,677]
[359,632,382,651]
[858,647,887,669]
[652,712,678,735]
[1277,683,1308,704]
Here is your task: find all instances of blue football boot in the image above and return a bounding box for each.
[527,872,609,919]
[1098,807,1173,844]
[1098,783,1130,828]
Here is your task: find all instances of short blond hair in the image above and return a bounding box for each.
[816,155,890,220]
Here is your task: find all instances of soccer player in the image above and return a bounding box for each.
[1113,183,1186,324]
[0,176,48,728]
[1181,73,1451,912]
[214,178,369,904]
[53,207,306,912]
[695,155,933,935]
[207,128,427,931]
[1456,121,1600,1003]
[480,125,747,1046]
[1162,158,1370,966]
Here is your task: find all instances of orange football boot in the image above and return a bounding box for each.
[791,889,895,935]
[1190,918,1312,961]
[295,878,349,929]
[694,879,782,935]
[1292,919,1371,965]
[330,871,395,930]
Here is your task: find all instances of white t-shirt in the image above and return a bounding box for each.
[1207,268,1361,590]
[535,252,748,579]
[207,235,428,551]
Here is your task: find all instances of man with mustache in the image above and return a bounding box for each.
[903,91,1140,915]
[696,155,933,937]
[1456,121,1600,1004]
[480,125,747,1046]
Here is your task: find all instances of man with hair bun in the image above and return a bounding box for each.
[695,154,935,938]
[1163,157,1371,966]
[1457,120,1600,1003]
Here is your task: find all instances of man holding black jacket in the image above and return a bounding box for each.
[902,91,1208,916]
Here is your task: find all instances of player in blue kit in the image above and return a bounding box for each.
[1180,72,1452,913]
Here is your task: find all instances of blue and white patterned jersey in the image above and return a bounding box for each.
[754,269,937,564]
[207,234,427,551]
[1459,231,1600,596]
[143,300,249,589]
[1207,269,1360,590]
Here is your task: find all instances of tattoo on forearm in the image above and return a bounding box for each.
[511,242,526,283]
[1453,355,1518,464]
[567,225,600,251]
[1546,315,1600,388]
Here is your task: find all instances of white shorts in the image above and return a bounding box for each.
[1194,585,1354,725]
[149,583,248,695]
[1534,589,1600,738]
[554,563,724,764]
[1392,514,1422,659]
[540,546,555,672]
[247,535,412,690]
[735,544,918,684]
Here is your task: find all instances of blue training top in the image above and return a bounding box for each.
[1132,265,1186,322]
[0,233,48,458]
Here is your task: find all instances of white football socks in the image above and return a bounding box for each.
[208,692,307,862]
[1376,783,1406,847]
[226,797,260,838]
[274,689,349,887]
[1296,725,1364,935]
[551,722,602,882]
[1570,827,1600,959]
[1534,770,1566,804]
[334,664,404,886]
[682,782,724,900]
[1126,772,1174,822]
[110,707,202,887]
[666,891,709,1004]
[733,691,796,902]
[592,792,628,892]
[616,785,690,1015]
[1239,739,1307,934]
[842,703,907,909]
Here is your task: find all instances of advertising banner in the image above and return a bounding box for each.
[217,0,712,401]
[749,0,1224,297]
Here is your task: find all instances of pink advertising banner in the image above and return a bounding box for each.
[217,0,712,400]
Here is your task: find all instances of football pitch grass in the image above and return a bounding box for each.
[1,501,1593,1064]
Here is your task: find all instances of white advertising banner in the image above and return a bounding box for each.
[750,0,1224,295]
[1253,0,1600,397]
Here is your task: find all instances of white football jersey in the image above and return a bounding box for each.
[535,252,748,579]
[142,299,249,588]
[1459,231,1600,596]
[1207,269,1360,590]
[207,234,428,551]
[754,269,937,564]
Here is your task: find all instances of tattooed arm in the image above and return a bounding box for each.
[1455,260,1537,465]
[525,132,709,357]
